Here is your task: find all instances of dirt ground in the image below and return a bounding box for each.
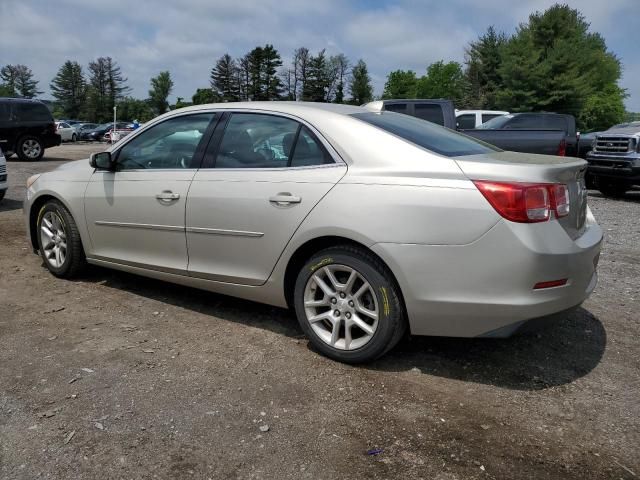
[1,144,638,480]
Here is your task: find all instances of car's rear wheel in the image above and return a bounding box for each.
[17,135,45,161]
[598,180,629,198]
[36,200,86,278]
[294,245,406,363]
[71,133,77,142]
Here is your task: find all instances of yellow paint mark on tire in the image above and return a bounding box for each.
[309,257,333,272]
[379,286,390,317]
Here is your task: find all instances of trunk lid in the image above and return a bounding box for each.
[455,151,588,239]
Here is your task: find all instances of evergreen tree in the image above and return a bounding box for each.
[85,57,129,122]
[246,46,264,100]
[496,4,625,129]
[261,44,283,101]
[304,49,330,102]
[149,71,174,115]
[0,64,41,98]
[210,54,239,101]
[50,61,86,118]
[382,70,418,99]
[464,26,506,109]
[349,59,373,105]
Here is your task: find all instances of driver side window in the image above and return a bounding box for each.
[116,113,215,170]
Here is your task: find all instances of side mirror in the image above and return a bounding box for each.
[90,151,113,171]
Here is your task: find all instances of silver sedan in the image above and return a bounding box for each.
[24,102,602,363]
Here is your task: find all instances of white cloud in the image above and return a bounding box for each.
[1,0,637,111]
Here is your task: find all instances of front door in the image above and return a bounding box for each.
[84,113,216,273]
[186,112,347,285]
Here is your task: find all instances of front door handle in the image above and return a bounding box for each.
[269,193,301,205]
[156,191,180,202]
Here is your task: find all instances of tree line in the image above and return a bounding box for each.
[0,4,632,130]
[382,4,628,131]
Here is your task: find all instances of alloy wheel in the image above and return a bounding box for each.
[22,139,42,159]
[303,264,379,350]
[40,212,67,268]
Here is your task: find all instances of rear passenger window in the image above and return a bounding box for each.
[215,113,333,169]
[290,127,334,167]
[456,114,476,129]
[414,104,444,126]
[505,115,539,129]
[15,103,52,122]
[541,116,567,131]
[384,103,408,114]
[481,113,502,123]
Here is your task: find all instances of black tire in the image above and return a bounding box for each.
[16,135,45,161]
[293,245,407,363]
[598,180,629,198]
[36,200,86,278]
[71,133,77,142]
[0,190,5,202]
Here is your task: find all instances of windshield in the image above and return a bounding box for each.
[476,114,514,129]
[351,111,500,157]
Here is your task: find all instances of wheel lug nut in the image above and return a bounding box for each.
[331,297,337,304]
[334,310,341,317]
[345,312,352,319]
[348,300,354,307]
[339,292,346,299]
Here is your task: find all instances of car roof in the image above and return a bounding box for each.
[0,97,46,104]
[174,101,369,117]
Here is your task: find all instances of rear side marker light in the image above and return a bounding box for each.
[533,279,568,289]
[473,181,570,223]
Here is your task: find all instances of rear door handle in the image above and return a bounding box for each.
[269,193,301,205]
[156,191,180,201]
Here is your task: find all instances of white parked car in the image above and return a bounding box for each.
[456,110,509,129]
[55,122,77,142]
[0,147,7,202]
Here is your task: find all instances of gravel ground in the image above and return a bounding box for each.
[1,144,638,480]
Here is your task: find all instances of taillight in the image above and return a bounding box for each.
[557,139,566,156]
[474,181,570,223]
[551,184,570,217]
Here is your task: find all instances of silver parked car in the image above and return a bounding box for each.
[24,102,602,363]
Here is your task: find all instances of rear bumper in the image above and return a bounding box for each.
[585,153,640,182]
[371,209,602,338]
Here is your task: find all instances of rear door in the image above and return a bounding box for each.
[186,111,347,285]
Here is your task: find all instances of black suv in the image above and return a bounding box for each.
[0,98,61,161]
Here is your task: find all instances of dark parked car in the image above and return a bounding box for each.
[463,113,578,157]
[0,98,61,161]
[81,122,131,142]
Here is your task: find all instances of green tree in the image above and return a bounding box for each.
[464,26,506,108]
[382,70,418,99]
[415,61,467,104]
[211,54,239,101]
[192,88,219,105]
[148,71,174,115]
[174,97,190,109]
[304,49,330,102]
[117,97,154,122]
[85,57,130,122]
[50,61,86,118]
[1,64,42,98]
[349,59,373,105]
[331,54,350,104]
[578,87,626,131]
[496,4,624,129]
[261,44,283,100]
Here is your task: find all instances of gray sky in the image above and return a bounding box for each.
[1,0,638,111]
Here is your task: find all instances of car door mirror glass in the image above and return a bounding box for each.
[90,151,113,170]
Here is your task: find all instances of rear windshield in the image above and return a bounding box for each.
[351,111,499,157]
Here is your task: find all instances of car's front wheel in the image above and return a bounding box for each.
[294,246,406,363]
[17,135,45,161]
[71,133,77,142]
[36,200,86,278]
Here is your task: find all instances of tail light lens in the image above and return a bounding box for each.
[474,181,570,223]
[551,184,570,217]
[557,139,566,156]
